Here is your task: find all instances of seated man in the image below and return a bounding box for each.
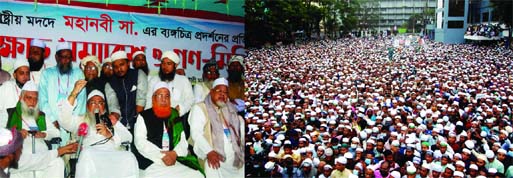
[6,81,78,178]
[58,80,138,178]
[134,82,204,178]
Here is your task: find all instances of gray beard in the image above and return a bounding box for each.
[21,101,39,119]
[215,101,227,108]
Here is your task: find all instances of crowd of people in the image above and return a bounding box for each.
[244,37,513,178]
[0,39,246,178]
[465,24,503,38]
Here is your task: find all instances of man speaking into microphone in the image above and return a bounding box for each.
[58,80,139,178]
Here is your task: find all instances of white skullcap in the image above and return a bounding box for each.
[56,42,71,52]
[111,51,128,62]
[132,51,145,59]
[432,164,443,172]
[264,161,275,171]
[30,39,46,48]
[454,171,464,177]
[87,89,105,101]
[344,152,353,159]
[103,57,112,64]
[446,164,455,171]
[486,150,495,159]
[390,171,401,178]
[407,165,416,174]
[335,157,347,164]
[13,59,29,71]
[212,78,229,88]
[455,160,465,167]
[469,164,478,170]
[464,140,474,149]
[152,81,169,94]
[324,164,332,170]
[229,55,244,66]
[80,55,100,69]
[21,80,37,92]
[489,168,497,174]
[161,51,180,64]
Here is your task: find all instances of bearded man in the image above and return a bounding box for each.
[58,80,138,178]
[193,60,219,103]
[226,56,246,113]
[134,82,204,178]
[6,80,78,178]
[188,78,244,178]
[27,39,47,85]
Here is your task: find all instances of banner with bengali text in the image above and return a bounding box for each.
[0,0,245,80]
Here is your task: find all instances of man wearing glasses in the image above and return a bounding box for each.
[193,60,220,103]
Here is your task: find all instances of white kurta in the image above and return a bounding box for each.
[9,115,64,178]
[193,82,211,104]
[58,100,139,178]
[0,80,21,127]
[134,115,203,178]
[144,75,194,117]
[188,104,244,178]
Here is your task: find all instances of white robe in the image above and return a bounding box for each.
[58,100,139,178]
[9,115,64,178]
[193,82,211,104]
[134,115,203,178]
[0,80,21,127]
[188,104,244,178]
[144,75,194,117]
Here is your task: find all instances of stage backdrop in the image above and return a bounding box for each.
[0,0,245,80]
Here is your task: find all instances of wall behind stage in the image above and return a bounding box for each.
[0,0,245,80]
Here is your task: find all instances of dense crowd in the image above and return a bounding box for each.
[244,37,513,178]
[466,24,503,38]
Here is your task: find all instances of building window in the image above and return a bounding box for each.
[448,0,465,17]
[447,21,464,28]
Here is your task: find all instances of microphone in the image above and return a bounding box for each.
[76,122,89,157]
[94,109,100,124]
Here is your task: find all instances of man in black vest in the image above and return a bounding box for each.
[134,81,203,177]
[105,50,148,130]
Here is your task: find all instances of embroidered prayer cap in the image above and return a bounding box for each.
[13,59,29,71]
[212,77,229,88]
[161,51,180,64]
[80,55,100,70]
[0,128,23,156]
[30,39,46,49]
[21,81,38,92]
[87,89,105,101]
[111,50,128,62]
[56,42,71,52]
[152,81,169,94]
[132,51,145,59]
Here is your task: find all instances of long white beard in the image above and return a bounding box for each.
[21,101,39,119]
[215,101,227,109]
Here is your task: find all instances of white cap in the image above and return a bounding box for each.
[335,157,347,164]
[469,164,478,170]
[454,171,464,177]
[486,150,495,159]
[455,160,465,167]
[407,165,416,174]
[87,89,105,101]
[21,81,37,92]
[56,42,71,52]
[229,55,244,66]
[13,59,29,71]
[489,168,497,174]
[152,81,169,94]
[111,51,128,62]
[212,78,229,88]
[132,51,145,59]
[464,140,474,149]
[264,161,275,171]
[80,55,100,69]
[103,57,112,64]
[30,39,46,48]
[161,51,180,64]
[390,171,401,178]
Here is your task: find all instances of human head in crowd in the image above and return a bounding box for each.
[158,51,180,82]
[131,51,149,75]
[12,59,30,88]
[0,128,24,170]
[202,60,220,86]
[28,39,46,71]
[20,81,39,118]
[55,42,73,74]
[86,90,107,119]
[101,57,114,78]
[110,51,130,78]
[176,64,186,76]
[243,38,513,178]
[81,55,100,81]
[227,55,244,83]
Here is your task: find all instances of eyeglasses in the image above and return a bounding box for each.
[214,89,228,95]
[103,65,113,69]
[84,66,98,71]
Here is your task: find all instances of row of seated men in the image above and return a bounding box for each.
[0,39,246,178]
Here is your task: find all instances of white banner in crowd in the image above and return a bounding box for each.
[0,1,245,79]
